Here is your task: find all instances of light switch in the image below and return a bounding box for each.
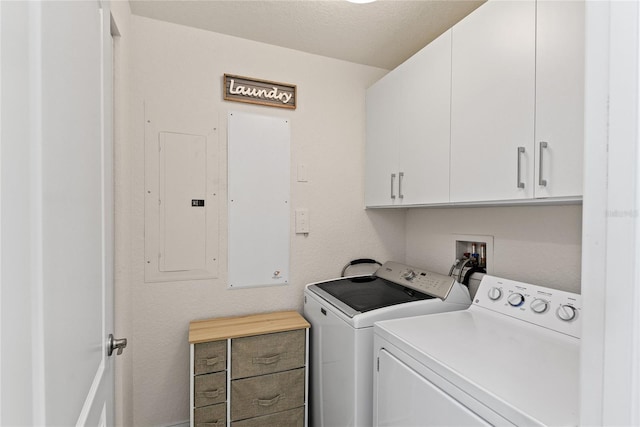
[297,163,308,182]
[295,208,310,234]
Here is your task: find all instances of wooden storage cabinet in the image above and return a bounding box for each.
[189,311,310,427]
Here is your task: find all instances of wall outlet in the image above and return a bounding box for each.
[297,163,308,182]
[295,208,310,234]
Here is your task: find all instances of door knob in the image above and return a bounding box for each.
[108,334,128,356]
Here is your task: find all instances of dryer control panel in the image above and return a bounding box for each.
[473,275,582,338]
[376,261,456,300]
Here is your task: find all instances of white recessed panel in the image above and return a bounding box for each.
[228,111,290,288]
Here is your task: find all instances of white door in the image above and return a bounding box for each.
[397,29,452,205]
[534,0,585,199]
[0,1,119,425]
[365,69,401,207]
[450,0,536,203]
[42,1,118,424]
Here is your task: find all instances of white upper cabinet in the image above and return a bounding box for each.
[365,0,585,207]
[398,30,452,205]
[365,30,452,207]
[450,0,536,203]
[365,66,402,207]
[534,0,585,198]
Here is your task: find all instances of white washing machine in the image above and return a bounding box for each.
[373,275,582,426]
[304,261,472,427]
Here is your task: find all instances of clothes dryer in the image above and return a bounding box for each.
[373,275,581,426]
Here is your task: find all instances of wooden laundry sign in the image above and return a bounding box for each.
[224,74,297,110]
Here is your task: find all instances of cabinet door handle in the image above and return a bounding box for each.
[255,394,282,407]
[390,173,396,199]
[398,172,404,199]
[196,389,223,399]
[253,354,281,365]
[538,141,548,187]
[205,357,220,366]
[516,147,525,189]
[196,356,221,366]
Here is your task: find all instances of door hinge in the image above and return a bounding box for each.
[377,357,380,372]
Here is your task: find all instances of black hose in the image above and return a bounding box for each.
[341,259,382,277]
[462,266,487,286]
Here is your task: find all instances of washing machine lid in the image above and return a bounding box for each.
[308,276,434,318]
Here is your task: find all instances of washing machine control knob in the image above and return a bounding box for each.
[401,269,417,281]
[530,298,549,314]
[557,305,577,321]
[487,287,502,301]
[507,293,525,307]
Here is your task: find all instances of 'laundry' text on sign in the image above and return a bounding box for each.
[224,74,297,110]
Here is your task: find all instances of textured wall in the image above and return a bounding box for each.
[116,11,584,427]
[118,15,403,427]
[405,205,582,294]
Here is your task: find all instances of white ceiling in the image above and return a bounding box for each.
[128,0,484,70]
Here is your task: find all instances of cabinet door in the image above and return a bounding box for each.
[450,0,536,203]
[534,0,585,198]
[398,30,452,205]
[365,68,401,207]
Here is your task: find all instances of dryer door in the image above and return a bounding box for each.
[375,349,491,427]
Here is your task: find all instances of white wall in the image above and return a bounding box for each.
[118,15,403,426]
[405,205,582,294]
[580,1,640,424]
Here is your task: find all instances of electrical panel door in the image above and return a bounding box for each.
[159,132,207,272]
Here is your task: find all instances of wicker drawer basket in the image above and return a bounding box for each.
[231,329,305,379]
